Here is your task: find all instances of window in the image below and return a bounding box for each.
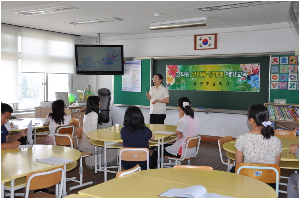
[0,25,75,110]
[48,74,69,101]
[18,73,44,110]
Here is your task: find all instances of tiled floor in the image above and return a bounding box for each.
[9,141,294,198]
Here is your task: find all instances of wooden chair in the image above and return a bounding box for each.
[218,136,235,172]
[53,129,93,191]
[173,165,213,170]
[119,147,149,171]
[274,130,296,136]
[116,164,141,178]
[235,163,280,196]
[25,166,64,198]
[164,135,201,167]
[73,126,84,148]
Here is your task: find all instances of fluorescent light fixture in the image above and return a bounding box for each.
[14,5,78,16]
[150,17,207,30]
[69,17,123,25]
[198,1,284,11]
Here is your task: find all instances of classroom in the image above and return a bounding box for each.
[1,1,299,198]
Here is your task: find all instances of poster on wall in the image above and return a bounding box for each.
[122,60,141,92]
[270,55,299,91]
[166,64,260,92]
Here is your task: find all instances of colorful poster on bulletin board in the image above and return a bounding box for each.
[270,55,299,104]
[166,64,260,92]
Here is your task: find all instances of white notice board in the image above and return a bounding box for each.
[122,60,141,92]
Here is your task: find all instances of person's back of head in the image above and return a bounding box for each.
[86,96,100,115]
[49,99,66,125]
[177,97,194,118]
[123,106,145,133]
[248,104,274,139]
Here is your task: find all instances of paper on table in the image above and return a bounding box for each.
[159,185,234,198]
[27,120,33,145]
[36,157,73,165]
[159,185,207,198]
[154,131,175,135]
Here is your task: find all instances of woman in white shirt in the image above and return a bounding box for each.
[78,96,100,167]
[43,100,71,145]
[146,74,169,124]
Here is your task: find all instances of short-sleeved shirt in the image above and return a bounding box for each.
[120,126,152,170]
[149,84,169,114]
[44,114,72,137]
[235,133,283,164]
[165,115,200,157]
[1,125,9,143]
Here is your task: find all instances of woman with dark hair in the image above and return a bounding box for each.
[146,74,169,124]
[78,96,100,167]
[121,106,155,170]
[165,97,200,157]
[43,99,71,145]
[233,104,282,170]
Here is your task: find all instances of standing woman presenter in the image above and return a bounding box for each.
[146,74,169,124]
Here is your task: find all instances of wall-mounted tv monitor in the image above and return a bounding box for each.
[75,45,124,75]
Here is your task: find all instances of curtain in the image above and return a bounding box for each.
[1,24,19,103]
[20,27,75,73]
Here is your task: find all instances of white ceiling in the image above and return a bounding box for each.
[1,1,292,38]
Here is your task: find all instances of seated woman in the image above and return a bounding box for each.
[234,104,282,169]
[78,96,100,168]
[165,97,200,158]
[43,100,71,145]
[121,106,155,170]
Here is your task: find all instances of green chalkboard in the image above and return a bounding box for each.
[153,56,270,111]
[114,59,151,106]
[270,55,299,104]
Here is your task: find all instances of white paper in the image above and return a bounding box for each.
[27,120,33,145]
[154,131,175,135]
[36,157,73,165]
[122,60,141,92]
[159,185,207,198]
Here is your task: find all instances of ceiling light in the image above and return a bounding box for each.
[69,17,123,25]
[198,1,284,11]
[14,5,78,16]
[150,17,206,30]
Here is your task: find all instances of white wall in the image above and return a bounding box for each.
[73,22,298,137]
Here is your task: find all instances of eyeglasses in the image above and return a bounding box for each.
[152,77,160,80]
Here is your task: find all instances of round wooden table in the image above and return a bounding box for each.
[86,124,177,181]
[78,167,277,198]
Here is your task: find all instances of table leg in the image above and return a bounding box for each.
[99,147,102,171]
[10,179,15,198]
[94,146,98,174]
[104,141,107,182]
[1,183,4,198]
[157,139,160,169]
[62,164,67,197]
[161,137,165,168]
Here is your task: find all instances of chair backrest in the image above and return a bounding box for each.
[119,147,149,171]
[174,165,213,170]
[274,130,296,136]
[218,136,233,151]
[77,127,84,139]
[98,88,111,124]
[116,164,141,178]
[53,134,74,148]
[71,118,80,128]
[25,166,64,198]
[236,163,280,196]
[181,135,201,159]
[55,125,74,135]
